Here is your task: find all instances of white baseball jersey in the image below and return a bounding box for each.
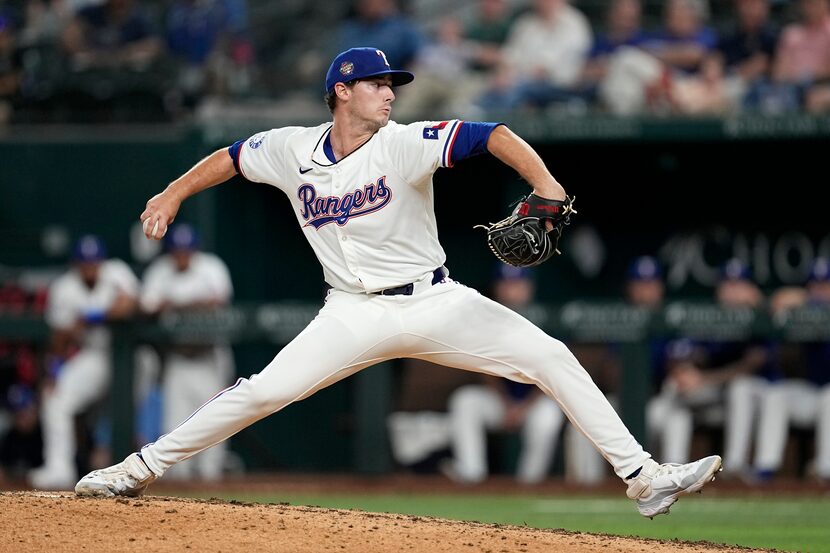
[236,120,463,293]
[141,252,233,312]
[46,259,139,350]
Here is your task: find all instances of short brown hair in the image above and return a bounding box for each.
[324,80,357,113]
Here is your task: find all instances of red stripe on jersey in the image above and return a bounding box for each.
[446,121,463,168]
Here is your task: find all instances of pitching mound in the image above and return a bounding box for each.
[1,491,767,553]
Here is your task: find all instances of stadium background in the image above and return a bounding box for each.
[1,0,830,550]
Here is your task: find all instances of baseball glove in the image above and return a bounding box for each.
[476,193,576,268]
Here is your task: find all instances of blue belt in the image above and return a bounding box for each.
[325,268,445,297]
[376,267,445,296]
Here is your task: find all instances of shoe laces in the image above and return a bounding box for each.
[627,459,689,499]
[652,462,687,481]
[95,464,141,491]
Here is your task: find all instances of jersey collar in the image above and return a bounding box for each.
[311,124,377,167]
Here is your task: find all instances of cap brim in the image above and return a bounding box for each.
[361,69,414,87]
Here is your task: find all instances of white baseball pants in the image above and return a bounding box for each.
[40,349,110,479]
[140,280,650,480]
[754,379,830,477]
[646,375,764,466]
[161,348,234,481]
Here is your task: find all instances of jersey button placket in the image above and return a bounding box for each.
[332,168,359,279]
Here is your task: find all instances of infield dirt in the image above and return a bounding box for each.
[0,491,776,553]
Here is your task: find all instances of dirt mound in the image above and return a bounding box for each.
[0,491,770,553]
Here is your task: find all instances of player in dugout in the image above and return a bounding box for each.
[75,47,721,518]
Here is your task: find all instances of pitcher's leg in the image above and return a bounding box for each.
[140,296,398,477]
[410,285,649,479]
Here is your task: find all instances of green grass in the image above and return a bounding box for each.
[179,491,830,552]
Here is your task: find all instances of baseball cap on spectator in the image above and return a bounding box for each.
[666,338,696,361]
[720,258,752,281]
[164,223,200,252]
[71,235,107,262]
[626,256,662,281]
[7,384,36,412]
[493,263,532,281]
[325,47,415,93]
[809,258,830,283]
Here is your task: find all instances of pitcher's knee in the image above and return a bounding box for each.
[521,339,579,381]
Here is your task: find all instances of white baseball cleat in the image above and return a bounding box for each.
[75,452,157,497]
[626,455,722,518]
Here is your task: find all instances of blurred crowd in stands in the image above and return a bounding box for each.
[0,0,829,124]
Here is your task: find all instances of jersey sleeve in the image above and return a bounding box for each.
[384,120,464,185]
[107,260,140,299]
[139,261,167,313]
[45,279,76,330]
[230,127,301,189]
[204,254,233,303]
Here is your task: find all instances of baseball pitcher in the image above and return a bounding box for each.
[75,47,721,517]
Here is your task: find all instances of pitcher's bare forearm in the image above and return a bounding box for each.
[163,149,237,204]
[140,149,237,239]
[486,125,566,200]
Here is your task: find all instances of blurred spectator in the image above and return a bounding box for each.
[647,258,776,467]
[441,264,567,485]
[61,0,162,71]
[625,255,666,311]
[140,223,235,481]
[462,0,515,72]
[0,13,22,123]
[54,0,168,121]
[28,235,139,490]
[392,16,484,120]
[398,0,521,119]
[767,0,830,114]
[599,0,729,115]
[716,0,779,110]
[0,384,43,482]
[622,255,671,402]
[474,0,592,112]
[165,0,254,108]
[18,0,75,48]
[579,0,650,90]
[334,0,424,70]
[754,258,830,482]
[642,0,718,73]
